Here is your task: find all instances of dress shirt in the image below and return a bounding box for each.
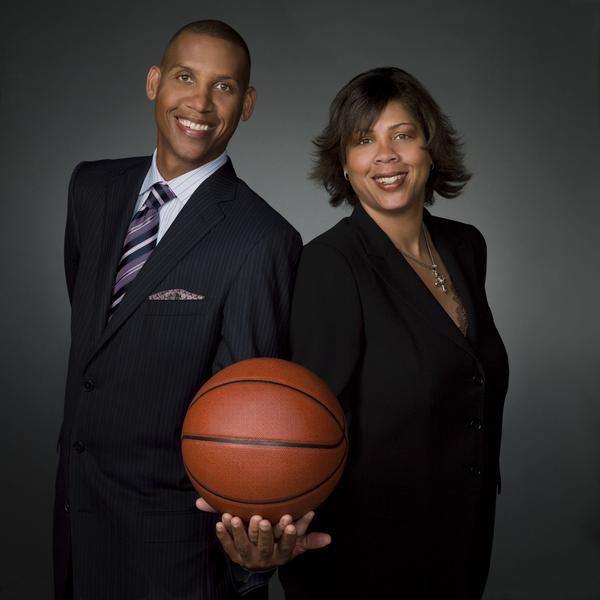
[136,150,228,242]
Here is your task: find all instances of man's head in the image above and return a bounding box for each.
[146,20,255,179]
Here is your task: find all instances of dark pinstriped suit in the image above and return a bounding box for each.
[54,156,302,600]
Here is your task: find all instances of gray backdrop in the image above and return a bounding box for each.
[1,0,599,598]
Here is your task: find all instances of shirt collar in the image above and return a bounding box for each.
[139,150,228,200]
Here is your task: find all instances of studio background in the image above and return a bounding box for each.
[1,0,598,598]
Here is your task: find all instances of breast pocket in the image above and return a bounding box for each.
[144,299,206,316]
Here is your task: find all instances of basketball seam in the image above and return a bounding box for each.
[188,379,345,433]
[184,449,347,505]
[181,434,345,449]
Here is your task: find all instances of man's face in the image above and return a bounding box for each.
[146,32,255,179]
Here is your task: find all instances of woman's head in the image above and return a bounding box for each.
[312,67,471,208]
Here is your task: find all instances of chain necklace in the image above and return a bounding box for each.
[399,227,449,294]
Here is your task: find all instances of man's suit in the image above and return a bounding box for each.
[54,156,302,600]
[279,203,509,599]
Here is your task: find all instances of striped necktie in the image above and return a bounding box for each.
[108,182,176,317]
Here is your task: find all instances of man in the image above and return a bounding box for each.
[54,20,305,599]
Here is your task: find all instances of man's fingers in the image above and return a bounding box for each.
[230,517,253,562]
[221,513,234,535]
[215,522,241,563]
[293,511,314,536]
[276,524,297,561]
[195,498,217,512]
[257,520,275,558]
[274,514,293,539]
[299,531,331,551]
[248,515,262,545]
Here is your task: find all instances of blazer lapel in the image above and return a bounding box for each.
[93,158,151,343]
[425,213,480,347]
[84,160,236,371]
[350,205,476,360]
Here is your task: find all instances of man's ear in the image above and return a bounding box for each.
[146,65,161,101]
[241,86,256,122]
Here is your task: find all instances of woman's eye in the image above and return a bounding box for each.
[394,132,411,140]
[358,137,372,145]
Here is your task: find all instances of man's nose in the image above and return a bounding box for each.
[186,85,214,112]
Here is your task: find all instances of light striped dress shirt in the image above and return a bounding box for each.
[136,150,228,243]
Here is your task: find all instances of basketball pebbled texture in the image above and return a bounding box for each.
[181,358,348,523]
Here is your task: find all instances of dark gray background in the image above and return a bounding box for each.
[1,0,599,598]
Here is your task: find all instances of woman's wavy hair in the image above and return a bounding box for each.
[312,67,471,206]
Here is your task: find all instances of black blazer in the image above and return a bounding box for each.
[54,157,302,600]
[279,204,509,599]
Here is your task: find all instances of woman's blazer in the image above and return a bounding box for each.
[279,203,509,599]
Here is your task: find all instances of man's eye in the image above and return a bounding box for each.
[215,82,231,92]
[177,73,192,82]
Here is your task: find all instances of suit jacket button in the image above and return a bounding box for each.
[469,466,482,477]
[73,441,86,453]
[64,502,70,513]
[83,379,95,391]
[472,373,484,386]
[468,418,483,431]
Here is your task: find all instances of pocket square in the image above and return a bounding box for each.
[148,289,205,301]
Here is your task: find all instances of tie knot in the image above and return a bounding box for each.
[144,182,176,210]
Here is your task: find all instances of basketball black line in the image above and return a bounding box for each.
[184,447,347,505]
[188,378,345,434]
[181,434,345,449]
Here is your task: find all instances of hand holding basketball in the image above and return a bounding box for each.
[196,500,331,570]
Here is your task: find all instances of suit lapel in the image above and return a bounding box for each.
[84,159,236,370]
[425,213,480,347]
[350,205,476,360]
[93,158,151,343]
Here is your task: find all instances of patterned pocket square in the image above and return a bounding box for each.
[148,289,205,301]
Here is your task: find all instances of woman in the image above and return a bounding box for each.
[279,67,509,599]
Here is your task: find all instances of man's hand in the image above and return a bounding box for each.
[195,498,331,571]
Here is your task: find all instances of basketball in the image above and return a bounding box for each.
[181,357,347,523]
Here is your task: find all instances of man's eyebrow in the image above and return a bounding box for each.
[168,64,238,81]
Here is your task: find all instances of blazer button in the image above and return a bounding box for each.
[472,373,484,386]
[64,502,70,513]
[83,379,95,392]
[72,441,86,453]
[469,466,482,477]
[468,417,483,431]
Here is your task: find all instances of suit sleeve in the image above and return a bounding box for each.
[64,162,84,304]
[290,242,363,399]
[470,224,488,288]
[211,225,302,373]
[470,225,497,327]
[210,225,301,594]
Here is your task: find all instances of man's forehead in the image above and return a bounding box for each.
[162,32,246,69]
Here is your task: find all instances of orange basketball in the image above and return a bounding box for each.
[181,358,347,523]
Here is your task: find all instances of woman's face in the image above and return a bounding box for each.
[344,100,432,216]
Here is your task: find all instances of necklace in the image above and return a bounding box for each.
[399,227,449,294]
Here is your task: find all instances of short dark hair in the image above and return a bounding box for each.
[161,20,251,87]
[312,67,471,207]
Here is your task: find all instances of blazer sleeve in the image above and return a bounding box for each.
[64,162,84,304]
[470,224,488,288]
[211,225,302,373]
[290,241,363,399]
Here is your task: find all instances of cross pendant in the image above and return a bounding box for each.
[432,268,448,293]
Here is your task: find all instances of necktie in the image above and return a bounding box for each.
[109,182,176,317]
